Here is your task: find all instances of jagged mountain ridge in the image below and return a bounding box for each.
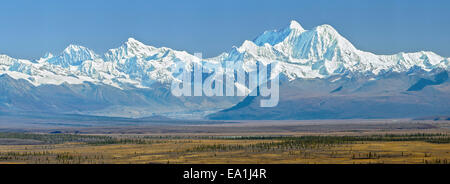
[1,20,448,90]
[0,20,449,119]
[223,21,448,81]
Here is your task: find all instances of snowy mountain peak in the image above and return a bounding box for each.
[125,37,147,47]
[64,44,87,52]
[249,21,357,62]
[36,52,54,63]
[238,40,259,52]
[46,44,98,67]
[312,24,353,46]
[253,20,307,46]
[105,38,157,61]
[314,24,337,33]
[286,23,357,59]
[62,44,97,58]
[289,20,304,31]
[225,21,448,80]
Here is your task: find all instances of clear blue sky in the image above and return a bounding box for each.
[0,0,449,59]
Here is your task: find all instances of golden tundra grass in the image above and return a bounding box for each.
[0,138,449,164]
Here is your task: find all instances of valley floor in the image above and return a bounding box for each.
[0,120,449,164]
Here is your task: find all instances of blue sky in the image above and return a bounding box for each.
[0,0,449,59]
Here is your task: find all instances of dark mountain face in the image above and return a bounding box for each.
[407,71,448,91]
[208,71,450,120]
[0,74,241,118]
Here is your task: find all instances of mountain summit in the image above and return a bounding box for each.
[47,44,99,67]
[288,20,304,30]
[226,21,448,80]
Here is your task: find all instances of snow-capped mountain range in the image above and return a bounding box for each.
[1,20,448,90]
[1,20,449,119]
[1,37,202,89]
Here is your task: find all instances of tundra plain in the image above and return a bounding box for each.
[0,119,449,164]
